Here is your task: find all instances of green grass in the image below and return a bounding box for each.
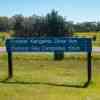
[0,32,5,47]
[0,53,100,100]
[74,32,100,47]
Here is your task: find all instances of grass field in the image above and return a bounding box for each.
[0,32,10,47]
[74,32,100,47]
[0,53,100,100]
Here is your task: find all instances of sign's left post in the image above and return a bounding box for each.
[8,51,13,78]
[6,39,13,79]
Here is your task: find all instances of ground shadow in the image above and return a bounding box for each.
[0,78,91,88]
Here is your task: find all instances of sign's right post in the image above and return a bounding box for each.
[84,52,92,87]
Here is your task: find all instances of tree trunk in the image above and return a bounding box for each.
[54,51,64,60]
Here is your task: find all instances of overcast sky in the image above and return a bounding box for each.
[0,0,100,22]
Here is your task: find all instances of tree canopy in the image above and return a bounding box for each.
[0,10,100,35]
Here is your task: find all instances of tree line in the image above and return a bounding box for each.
[0,10,100,36]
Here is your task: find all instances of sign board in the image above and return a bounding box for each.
[6,37,92,52]
[5,37,92,87]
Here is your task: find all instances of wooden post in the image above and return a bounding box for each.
[87,52,92,83]
[8,52,13,78]
[84,52,92,87]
